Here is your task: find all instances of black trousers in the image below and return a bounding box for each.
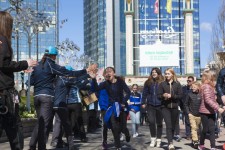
[174,110,180,135]
[161,107,179,143]
[120,111,130,137]
[51,108,72,144]
[87,109,97,132]
[101,110,108,142]
[29,95,54,150]
[0,105,23,150]
[67,103,86,139]
[0,89,23,150]
[200,113,216,148]
[147,105,163,138]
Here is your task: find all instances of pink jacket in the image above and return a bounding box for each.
[199,84,219,114]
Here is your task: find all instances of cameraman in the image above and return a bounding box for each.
[0,11,37,150]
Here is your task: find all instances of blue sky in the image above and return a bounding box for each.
[59,0,221,68]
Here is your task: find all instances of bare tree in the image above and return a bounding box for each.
[209,1,225,76]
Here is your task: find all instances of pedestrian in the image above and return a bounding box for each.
[50,66,91,149]
[181,76,194,140]
[0,11,37,150]
[67,74,90,143]
[91,67,131,150]
[158,68,183,150]
[28,47,97,150]
[198,71,224,150]
[142,67,164,148]
[129,84,141,138]
[184,81,201,148]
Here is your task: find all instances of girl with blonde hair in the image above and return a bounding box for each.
[198,71,224,150]
[157,68,182,150]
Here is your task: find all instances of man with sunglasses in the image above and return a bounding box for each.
[181,76,195,140]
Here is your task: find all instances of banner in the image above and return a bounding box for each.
[139,43,179,67]
[166,0,172,14]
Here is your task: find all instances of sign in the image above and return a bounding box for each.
[139,42,179,67]
[140,26,178,39]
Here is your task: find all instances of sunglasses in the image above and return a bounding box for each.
[187,80,193,83]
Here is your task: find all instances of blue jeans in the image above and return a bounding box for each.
[129,111,140,135]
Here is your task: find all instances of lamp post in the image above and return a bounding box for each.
[14,7,52,112]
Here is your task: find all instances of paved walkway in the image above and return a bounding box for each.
[1,121,225,150]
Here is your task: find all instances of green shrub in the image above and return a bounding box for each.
[19,96,36,118]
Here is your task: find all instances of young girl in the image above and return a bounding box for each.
[184,81,201,148]
[91,67,131,150]
[129,84,141,138]
[142,67,164,148]
[198,71,224,150]
[158,68,182,150]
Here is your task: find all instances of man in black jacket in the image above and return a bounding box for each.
[181,76,195,140]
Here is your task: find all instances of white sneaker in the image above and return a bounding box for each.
[168,144,175,150]
[149,137,156,147]
[120,134,124,141]
[156,139,161,148]
[135,132,139,137]
[132,134,137,138]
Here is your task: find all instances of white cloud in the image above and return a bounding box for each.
[200,22,212,32]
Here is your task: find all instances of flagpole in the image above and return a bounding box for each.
[171,1,172,27]
[158,0,160,40]
[145,0,147,44]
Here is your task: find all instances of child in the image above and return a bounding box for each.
[198,71,224,150]
[184,81,201,148]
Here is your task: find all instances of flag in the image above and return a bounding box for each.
[166,0,172,14]
[154,0,159,14]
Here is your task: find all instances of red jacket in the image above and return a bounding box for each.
[199,84,219,114]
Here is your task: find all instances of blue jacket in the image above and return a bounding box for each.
[142,81,161,106]
[67,74,90,104]
[30,57,87,96]
[104,102,121,129]
[129,92,141,112]
[98,89,109,111]
[53,75,88,108]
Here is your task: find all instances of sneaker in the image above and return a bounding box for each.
[149,137,156,147]
[175,135,182,142]
[102,141,107,150]
[133,134,137,138]
[198,145,205,150]
[126,135,131,142]
[156,139,161,148]
[192,141,199,149]
[168,144,175,150]
[120,134,124,141]
[135,132,139,137]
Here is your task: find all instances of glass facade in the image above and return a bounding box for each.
[84,0,106,68]
[0,0,58,88]
[84,0,127,75]
[136,0,200,77]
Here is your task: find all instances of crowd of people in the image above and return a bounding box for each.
[1,10,225,150]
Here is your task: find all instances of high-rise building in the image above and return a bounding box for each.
[84,0,200,77]
[0,0,59,87]
[84,0,126,75]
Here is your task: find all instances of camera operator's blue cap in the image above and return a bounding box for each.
[65,65,74,71]
[46,46,58,55]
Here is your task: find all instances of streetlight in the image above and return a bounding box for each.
[14,7,52,112]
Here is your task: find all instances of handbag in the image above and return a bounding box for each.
[83,93,98,106]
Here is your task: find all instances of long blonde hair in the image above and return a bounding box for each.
[164,68,178,82]
[201,71,215,87]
